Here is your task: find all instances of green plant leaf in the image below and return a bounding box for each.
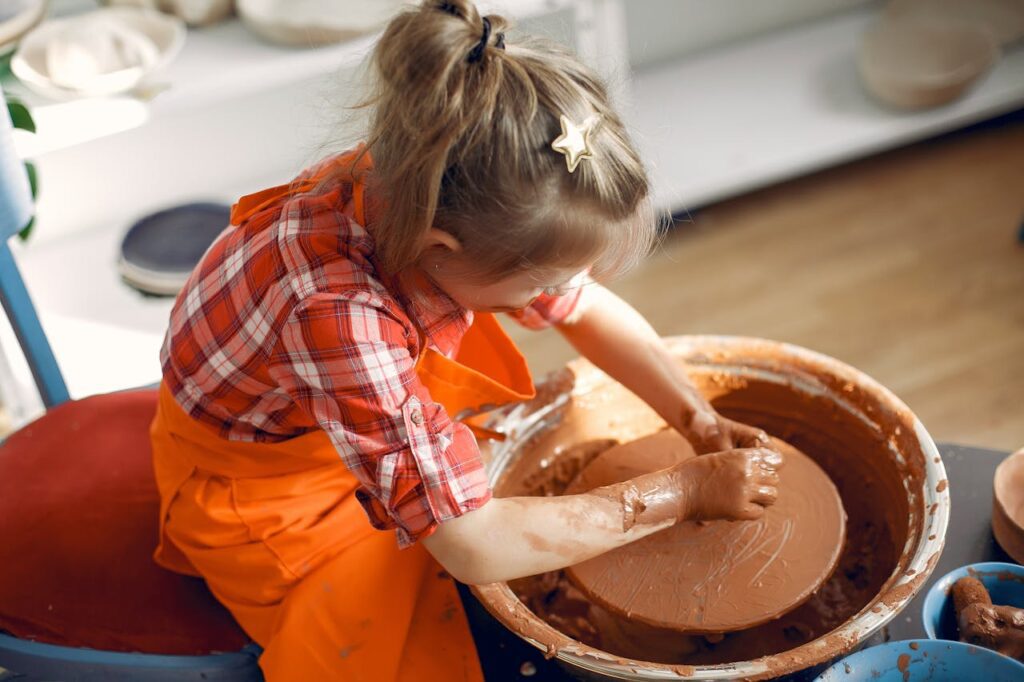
[25,161,37,199]
[6,99,35,133]
[18,216,35,242]
[6,95,39,241]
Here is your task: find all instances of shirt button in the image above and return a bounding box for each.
[410,409,424,425]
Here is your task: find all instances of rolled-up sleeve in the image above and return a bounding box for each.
[270,292,491,547]
[507,274,592,330]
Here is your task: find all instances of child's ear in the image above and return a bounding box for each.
[423,228,463,254]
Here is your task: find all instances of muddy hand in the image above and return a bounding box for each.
[683,409,771,455]
[677,447,784,521]
[597,447,784,532]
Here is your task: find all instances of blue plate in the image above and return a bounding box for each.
[922,561,1024,641]
[814,639,1024,681]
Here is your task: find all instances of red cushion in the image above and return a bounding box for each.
[0,390,250,655]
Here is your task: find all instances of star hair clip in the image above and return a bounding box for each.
[551,114,599,173]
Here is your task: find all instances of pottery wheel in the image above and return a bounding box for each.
[564,429,846,634]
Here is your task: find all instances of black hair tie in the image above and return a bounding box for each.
[467,16,504,63]
[437,2,459,17]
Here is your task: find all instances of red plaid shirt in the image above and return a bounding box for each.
[160,153,583,546]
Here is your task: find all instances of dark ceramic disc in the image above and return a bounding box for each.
[118,202,230,296]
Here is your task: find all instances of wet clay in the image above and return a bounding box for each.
[496,350,920,667]
[897,652,910,680]
[953,576,1024,660]
[563,430,845,633]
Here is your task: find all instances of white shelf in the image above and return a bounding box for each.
[159,0,571,110]
[5,0,572,157]
[628,6,1024,213]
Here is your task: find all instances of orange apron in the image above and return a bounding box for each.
[150,148,535,681]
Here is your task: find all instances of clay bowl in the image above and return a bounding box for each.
[473,336,949,681]
[993,449,1024,564]
[858,16,1000,110]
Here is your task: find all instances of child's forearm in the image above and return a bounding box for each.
[423,492,673,585]
[422,447,781,585]
[557,284,714,431]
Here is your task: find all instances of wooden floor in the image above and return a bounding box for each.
[504,111,1024,452]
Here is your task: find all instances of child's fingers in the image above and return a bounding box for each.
[751,485,778,507]
[757,468,780,487]
[735,425,771,449]
[700,433,732,454]
[750,446,784,470]
[738,502,767,520]
[687,411,732,453]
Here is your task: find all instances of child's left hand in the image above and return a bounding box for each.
[683,409,772,455]
[553,283,776,456]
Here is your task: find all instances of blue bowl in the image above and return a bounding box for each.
[921,561,1024,641]
[813,639,1024,681]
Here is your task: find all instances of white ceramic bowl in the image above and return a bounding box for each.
[236,0,403,47]
[0,0,48,58]
[11,7,185,100]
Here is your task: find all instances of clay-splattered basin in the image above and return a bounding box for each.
[472,336,949,681]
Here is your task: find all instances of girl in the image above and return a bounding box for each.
[150,2,784,680]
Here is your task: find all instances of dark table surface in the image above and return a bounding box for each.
[458,442,1017,681]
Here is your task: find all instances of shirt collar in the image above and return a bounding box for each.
[394,268,472,358]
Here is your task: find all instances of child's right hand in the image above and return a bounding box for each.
[604,447,784,532]
[673,447,784,522]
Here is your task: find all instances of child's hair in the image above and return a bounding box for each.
[349,0,658,281]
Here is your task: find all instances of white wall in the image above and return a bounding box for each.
[625,0,876,67]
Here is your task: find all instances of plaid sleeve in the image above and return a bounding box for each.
[507,275,592,330]
[270,292,491,547]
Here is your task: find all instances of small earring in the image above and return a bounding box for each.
[434,262,441,271]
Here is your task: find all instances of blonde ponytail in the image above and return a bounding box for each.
[349,0,657,280]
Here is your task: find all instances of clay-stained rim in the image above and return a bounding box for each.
[471,336,950,681]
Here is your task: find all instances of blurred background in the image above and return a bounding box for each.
[1,0,1022,449]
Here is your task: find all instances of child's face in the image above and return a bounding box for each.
[431,264,588,313]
